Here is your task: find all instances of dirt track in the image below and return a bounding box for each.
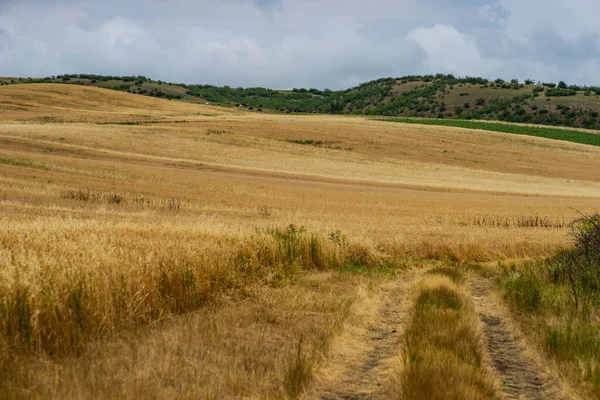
[310,270,574,400]
[311,268,427,399]
[471,278,570,400]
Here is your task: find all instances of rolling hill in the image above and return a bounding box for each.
[4,73,600,130]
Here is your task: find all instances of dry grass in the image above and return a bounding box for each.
[1,84,598,397]
[0,83,231,122]
[1,271,380,399]
[390,274,500,400]
[0,221,356,357]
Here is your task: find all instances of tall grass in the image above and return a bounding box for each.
[0,224,356,357]
[284,337,313,399]
[378,117,600,147]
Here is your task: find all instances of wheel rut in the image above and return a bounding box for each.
[310,268,426,400]
[471,278,570,400]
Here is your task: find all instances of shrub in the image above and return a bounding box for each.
[547,89,577,97]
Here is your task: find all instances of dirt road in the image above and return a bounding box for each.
[310,268,427,399]
[471,278,571,400]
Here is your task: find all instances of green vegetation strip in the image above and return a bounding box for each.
[0,156,49,170]
[378,118,600,147]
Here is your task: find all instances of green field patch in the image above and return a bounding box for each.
[377,117,600,147]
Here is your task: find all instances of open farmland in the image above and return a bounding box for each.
[1,84,599,399]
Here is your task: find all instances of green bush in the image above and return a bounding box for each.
[547,88,577,97]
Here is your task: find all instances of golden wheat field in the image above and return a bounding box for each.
[1,84,599,399]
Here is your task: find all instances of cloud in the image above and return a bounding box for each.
[407,24,501,77]
[1,1,600,88]
[477,3,509,26]
[496,0,600,43]
[0,0,428,88]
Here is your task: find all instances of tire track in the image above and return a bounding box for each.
[310,268,426,400]
[471,278,570,400]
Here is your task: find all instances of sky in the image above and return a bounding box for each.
[1,0,600,89]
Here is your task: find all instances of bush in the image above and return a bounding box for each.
[547,88,577,97]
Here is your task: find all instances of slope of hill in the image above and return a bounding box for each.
[0,83,232,123]
[4,73,600,130]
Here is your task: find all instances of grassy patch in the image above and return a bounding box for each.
[285,139,329,146]
[337,263,396,276]
[0,156,49,170]
[415,285,463,312]
[283,139,353,151]
[426,266,465,283]
[60,188,182,210]
[206,129,231,135]
[97,121,143,125]
[398,278,499,400]
[96,120,189,125]
[378,117,600,147]
[502,269,542,313]
[284,338,313,399]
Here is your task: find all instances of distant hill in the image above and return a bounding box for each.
[3,73,600,130]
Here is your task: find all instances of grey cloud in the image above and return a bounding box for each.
[1,1,600,88]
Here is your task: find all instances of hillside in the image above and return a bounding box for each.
[0,83,232,123]
[4,73,600,130]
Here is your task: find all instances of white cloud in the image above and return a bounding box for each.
[407,24,500,77]
[497,0,600,42]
